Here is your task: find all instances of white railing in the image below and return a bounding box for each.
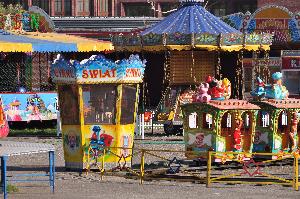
[135,113,164,139]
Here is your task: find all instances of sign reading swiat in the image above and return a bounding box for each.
[51,54,146,84]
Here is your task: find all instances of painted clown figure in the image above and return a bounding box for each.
[233,119,243,151]
[288,112,298,152]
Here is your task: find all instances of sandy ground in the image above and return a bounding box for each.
[1,135,300,199]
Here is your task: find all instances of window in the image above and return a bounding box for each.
[55,0,62,13]
[281,111,288,126]
[32,0,50,14]
[221,112,232,129]
[161,3,179,17]
[203,113,213,129]
[77,0,89,13]
[283,71,300,95]
[242,113,251,129]
[259,111,270,127]
[64,0,72,16]
[188,112,198,129]
[83,85,116,124]
[58,85,79,125]
[120,85,137,124]
[124,3,153,17]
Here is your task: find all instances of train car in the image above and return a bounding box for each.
[181,99,260,162]
[252,99,300,154]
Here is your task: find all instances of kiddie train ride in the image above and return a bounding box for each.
[181,72,300,161]
[51,54,145,169]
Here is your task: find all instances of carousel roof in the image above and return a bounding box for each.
[112,1,273,52]
[141,2,241,35]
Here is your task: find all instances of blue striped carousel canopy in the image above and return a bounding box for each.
[141,2,241,35]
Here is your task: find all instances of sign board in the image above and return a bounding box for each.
[51,54,146,84]
[243,57,281,68]
[0,92,58,122]
[281,50,300,70]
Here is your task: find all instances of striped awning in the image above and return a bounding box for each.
[0,30,114,53]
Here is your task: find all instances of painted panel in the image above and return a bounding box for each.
[62,125,83,169]
[1,92,58,122]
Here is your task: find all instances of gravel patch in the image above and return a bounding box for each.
[1,135,300,199]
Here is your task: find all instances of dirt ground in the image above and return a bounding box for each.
[2,135,300,199]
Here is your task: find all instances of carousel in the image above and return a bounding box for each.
[111,0,273,135]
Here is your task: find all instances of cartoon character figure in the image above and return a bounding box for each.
[251,77,266,99]
[288,112,298,152]
[22,12,30,31]
[233,119,243,151]
[222,78,231,100]
[195,133,205,147]
[0,97,9,138]
[206,76,225,100]
[265,72,289,100]
[4,14,12,30]
[120,135,132,157]
[179,89,195,105]
[13,13,23,33]
[26,102,42,122]
[89,126,114,156]
[192,83,211,103]
[30,13,39,32]
[68,134,77,150]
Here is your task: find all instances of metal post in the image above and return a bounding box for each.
[140,150,145,184]
[142,114,145,139]
[49,151,55,193]
[101,149,105,181]
[295,155,299,191]
[206,151,212,188]
[139,114,142,136]
[151,112,154,135]
[1,156,7,199]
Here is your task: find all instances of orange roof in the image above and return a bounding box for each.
[207,99,260,110]
[258,98,300,109]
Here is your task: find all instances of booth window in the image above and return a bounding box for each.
[203,113,213,129]
[259,111,270,127]
[58,85,80,125]
[83,85,116,124]
[120,85,137,124]
[188,112,198,129]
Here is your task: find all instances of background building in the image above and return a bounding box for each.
[2,0,262,17]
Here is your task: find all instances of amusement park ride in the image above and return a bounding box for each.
[182,72,300,161]
[112,0,273,135]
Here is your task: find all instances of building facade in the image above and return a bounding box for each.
[1,0,268,17]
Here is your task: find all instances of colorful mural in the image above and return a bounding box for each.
[222,5,300,44]
[0,92,58,122]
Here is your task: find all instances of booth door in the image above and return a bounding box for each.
[241,112,252,152]
[278,111,289,150]
[220,112,233,151]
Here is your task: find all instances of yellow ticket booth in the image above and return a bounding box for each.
[51,54,145,169]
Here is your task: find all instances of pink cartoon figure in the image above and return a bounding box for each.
[193,83,211,103]
[0,97,9,138]
[195,133,205,147]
